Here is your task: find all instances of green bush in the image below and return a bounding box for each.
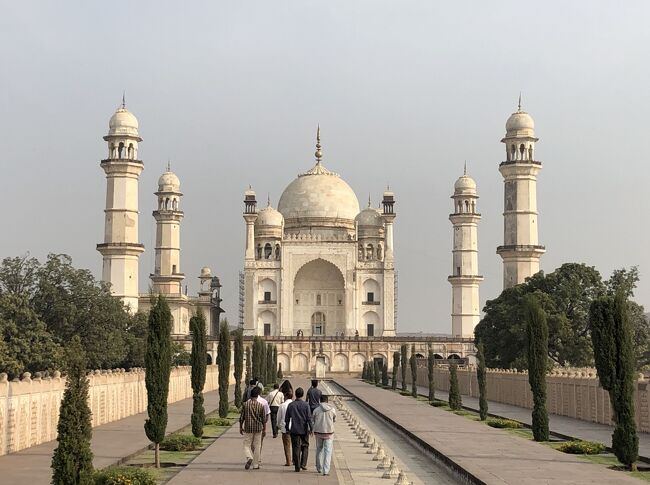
[160,433,201,451]
[557,440,605,455]
[229,405,240,414]
[205,417,233,427]
[453,410,471,416]
[430,400,447,407]
[399,391,412,397]
[94,466,156,485]
[486,418,522,429]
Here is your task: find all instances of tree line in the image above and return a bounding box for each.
[0,254,150,379]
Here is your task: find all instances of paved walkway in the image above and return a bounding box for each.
[338,378,641,485]
[0,390,220,485]
[414,383,650,459]
[167,419,337,484]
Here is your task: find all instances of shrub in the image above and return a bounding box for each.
[487,418,522,429]
[94,466,156,485]
[399,391,412,397]
[160,433,201,451]
[228,405,240,414]
[557,440,605,455]
[430,400,447,407]
[453,410,471,416]
[205,417,233,427]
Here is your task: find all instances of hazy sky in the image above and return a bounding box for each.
[2,1,649,333]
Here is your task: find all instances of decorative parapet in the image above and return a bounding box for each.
[405,365,649,433]
[0,366,225,457]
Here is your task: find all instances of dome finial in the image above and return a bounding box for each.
[315,124,322,164]
[267,194,271,207]
[167,159,171,172]
[121,91,126,109]
[464,161,467,175]
[368,193,372,208]
[518,92,522,112]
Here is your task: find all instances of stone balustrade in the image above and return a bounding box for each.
[0,365,225,456]
[407,364,650,433]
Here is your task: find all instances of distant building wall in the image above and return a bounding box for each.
[404,362,650,433]
[0,366,227,456]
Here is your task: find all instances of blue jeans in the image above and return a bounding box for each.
[315,435,333,475]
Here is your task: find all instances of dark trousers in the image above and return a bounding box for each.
[270,406,279,437]
[290,433,309,471]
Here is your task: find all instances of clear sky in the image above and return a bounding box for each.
[2,1,649,333]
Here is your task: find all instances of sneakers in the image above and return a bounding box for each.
[245,458,253,470]
[253,465,260,469]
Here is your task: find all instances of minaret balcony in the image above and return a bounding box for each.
[497,244,545,253]
[362,300,380,305]
[258,300,277,305]
[499,159,542,167]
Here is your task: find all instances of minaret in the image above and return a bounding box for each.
[497,96,545,288]
[381,186,397,336]
[97,98,144,312]
[448,167,483,337]
[242,186,258,335]
[150,164,184,294]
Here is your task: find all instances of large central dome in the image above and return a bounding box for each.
[278,161,360,232]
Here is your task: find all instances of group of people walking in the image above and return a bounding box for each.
[239,378,337,475]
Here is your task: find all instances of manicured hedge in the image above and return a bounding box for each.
[557,440,605,455]
[94,466,156,485]
[160,433,202,451]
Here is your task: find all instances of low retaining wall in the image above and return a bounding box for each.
[405,364,650,433]
[0,365,225,456]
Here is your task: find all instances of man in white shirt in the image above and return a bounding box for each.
[276,389,294,466]
[267,383,285,438]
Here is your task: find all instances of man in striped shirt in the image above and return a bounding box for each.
[239,386,267,469]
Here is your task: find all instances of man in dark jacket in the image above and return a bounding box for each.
[242,378,257,403]
[285,387,312,472]
[306,380,322,412]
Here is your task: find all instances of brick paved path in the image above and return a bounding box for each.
[338,378,642,485]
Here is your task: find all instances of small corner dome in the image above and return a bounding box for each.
[158,170,180,191]
[454,175,476,193]
[256,205,283,226]
[355,207,383,226]
[505,110,535,137]
[108,107,140,137]
[200,267,212,277]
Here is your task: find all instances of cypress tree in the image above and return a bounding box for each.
[373,361,380,385]
[277,362,283,380]
[524,294,549,441]
[190,311,207,437]
[217,319,231,418]
[590,293,639,470]
[448,363,462,410]
[362,361,367,380]
[477,341,488,421]
[260,340,267,384]
[391,351,399,390]
[265,343,274,386]
[144,296,172,468]
[234,328,244,409]
[382,362,389,386]
[252,336,262,380]
[409,345,418,398]
[245,346,252,384]
[51,336,93,485]
[427,342,435,402]
[400,344,408,392]
[273,345,278,383]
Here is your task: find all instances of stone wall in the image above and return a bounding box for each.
[0,366,222,456]
[406,363,650,433]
